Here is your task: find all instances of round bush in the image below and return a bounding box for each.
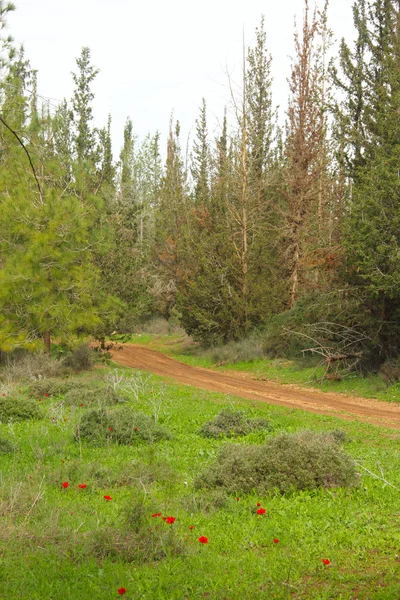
[75,407,171,446]
[0,395,44,422]
[200,408,271,439]
[195,430,359,494]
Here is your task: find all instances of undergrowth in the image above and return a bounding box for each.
[76,407,171,445]
[196,431,359,495]
[199,408,271,438]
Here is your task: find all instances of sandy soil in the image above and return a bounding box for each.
[109,343,400,430]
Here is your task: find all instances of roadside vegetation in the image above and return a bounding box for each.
[0,349,399,599]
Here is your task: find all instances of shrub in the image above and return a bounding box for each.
[28,378,95,398]
[199,409,271,439]
[378,357,400,384]
[62,344,95,372]
[76,407,171,446]
[63,386,127,407]
[0,436,15,453]
[87,523,183,564]
[195,430,359,495]
[204,336,264,365]
[0,395,43,422]
[133,317,185,336]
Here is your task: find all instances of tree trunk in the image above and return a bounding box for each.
[43,331,51,354]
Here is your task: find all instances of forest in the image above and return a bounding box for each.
[1,2,400,599]
[1,0,400,374]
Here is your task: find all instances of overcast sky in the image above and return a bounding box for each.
[9,0,355,157]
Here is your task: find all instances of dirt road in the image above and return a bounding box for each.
[109,343,400,429]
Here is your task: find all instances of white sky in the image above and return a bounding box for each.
[9,0,355,157]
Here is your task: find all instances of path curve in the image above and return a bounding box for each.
[109,343,400,429]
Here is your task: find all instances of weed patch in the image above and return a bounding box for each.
[196,430,359,494]
[0,436,15,453]
[0,395,43,422]
[76,407,171,446]
[199,408,271,438]
[0,352,66,383]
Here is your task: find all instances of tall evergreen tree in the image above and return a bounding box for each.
[191,98,211,204]
[344,0,400,359]
[71,46,99,166]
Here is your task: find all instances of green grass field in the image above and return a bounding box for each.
[0,356,399,599]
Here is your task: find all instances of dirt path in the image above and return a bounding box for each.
[109,343,400,429]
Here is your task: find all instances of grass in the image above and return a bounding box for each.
[1,357,399,599]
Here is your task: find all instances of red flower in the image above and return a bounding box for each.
[257,508,266,515]
[165,516,176,524]
[198,536,208,544]
[189,525,195,530]
[45,393,49,397]
[152,513,162,518]
[134,427,139,431]
[2,394,6,397]
[79,403,84,407]
[78,484,87,489]
[273,538,279,544]
[322,559,331,565]
[236,497,240,501]
[104,495,112,501]
[117,588,127,595]
[61,482,69,488]
[109,427,113,431]
[257,502,261,507]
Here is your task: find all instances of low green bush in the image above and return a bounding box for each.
[195,430,358,495]
[199,408,271,439]
[76,407,171,446]
[63,386,127,407]
[0,436,16,453]
[28,378,101,398]
[0,395,44,422]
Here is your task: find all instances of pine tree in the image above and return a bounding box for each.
[246,15,275,208]
[71,47,99,166]
[191,98,211,204]
[152,118,187,317]
[344,0,400,359]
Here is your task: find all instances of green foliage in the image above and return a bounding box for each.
[76,407,171,445]
[63,386,127,407]
[196,431,359,495]
[0,394,43,422]
[199,408,271,439]
[87,525,183,565]
[27,378,82,398]
[27,377,127,407]
[0,435,15,453]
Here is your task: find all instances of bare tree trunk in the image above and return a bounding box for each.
[290,221,301,308]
